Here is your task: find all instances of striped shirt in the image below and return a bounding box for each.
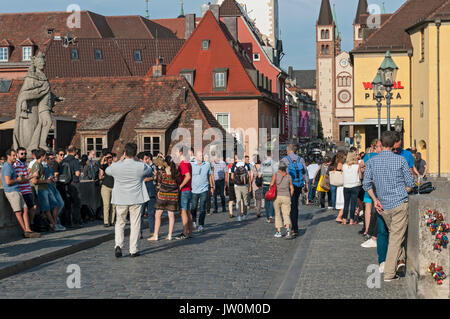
[362,151,415,211]
[13,160,32,195]
[211,160,227,181]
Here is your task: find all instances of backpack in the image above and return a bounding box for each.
[286,156,305,188]
[59,160,73,185]
[261,160,274,185]
[233,165,248,186]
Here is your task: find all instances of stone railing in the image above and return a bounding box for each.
[407,180,450,298]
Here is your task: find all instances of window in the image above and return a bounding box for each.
[134,50,142,62]
[94,49,102,60]
[22,46,32,61]
[213,68,228,91]
[143,136,161,156]
[180,69,195,86]
[215,113,230,131]
[253,53,260,61]
[358,27,363,39]
[71,49,79,60]
[321,29,329,40]
[86,137,104,158]
[202,40,210,51]
[0,47,8,62]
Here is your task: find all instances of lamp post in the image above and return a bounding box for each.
[355,130,362,153]
[372,70,385,140]
[379,51,398,131]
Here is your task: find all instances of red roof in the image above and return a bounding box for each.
[0,75,225,152]
[44,38,184,78]
[166,10,260,98]
[353,0,448,53]
[0,11,178,63]
[151,17,202,39]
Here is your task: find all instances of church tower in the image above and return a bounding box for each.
[353,0,368,49]
[316,0,336,140]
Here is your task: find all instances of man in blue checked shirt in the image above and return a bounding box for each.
[363,131,415,282]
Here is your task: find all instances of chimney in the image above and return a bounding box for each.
[210,4,220,21]
[288,66,293,79]
[185,13,196,39]
[223,17,238,41]
[152,57,166,77]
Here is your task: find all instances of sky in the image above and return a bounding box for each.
[4,0,406,70]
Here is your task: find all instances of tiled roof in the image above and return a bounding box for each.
[44,38,184,78]
[427,0,450,20]
[151,17,201,39]
[0,11,179,63]
[167,10,261,98]
[219,0,243,17]
[291,70,316,89]
[353,0,448,53]
[0,75,225,152]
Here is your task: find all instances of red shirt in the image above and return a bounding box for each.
[178,160,192,192]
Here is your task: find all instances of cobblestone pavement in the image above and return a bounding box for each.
[0,204,409,299]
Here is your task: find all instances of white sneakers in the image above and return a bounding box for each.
[379,262,385,273]
[197,225,204,232]
[54,224,66,231]
[274,231,282,238]
[361,238,377,248]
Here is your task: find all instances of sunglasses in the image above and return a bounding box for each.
[19,152,27,155]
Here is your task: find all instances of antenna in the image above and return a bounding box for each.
[145,0,149,19]
[382,1,386,14]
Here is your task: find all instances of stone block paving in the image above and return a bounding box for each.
[0,204,409,299]
[291,210,409,299]
[0,207,304,299]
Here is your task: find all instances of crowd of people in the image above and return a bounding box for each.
[304,131,422,282]
[0,132,425,280]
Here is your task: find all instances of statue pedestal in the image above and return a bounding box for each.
[407,195,450,298]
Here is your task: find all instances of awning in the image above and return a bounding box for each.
[339,118,403,126]
[0,119,14,130]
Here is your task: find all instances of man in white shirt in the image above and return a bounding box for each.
[231,155,252,222]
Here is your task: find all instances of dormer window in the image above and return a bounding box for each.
[202,40,210,51]
[213,68,228,91]
[22,46,32,61]
[253,53,260,61]
[0,47,8,62]
[180,69,195,86]
[94,49,102,60]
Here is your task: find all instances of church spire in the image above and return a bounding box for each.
[354,0,368,24]
[178,0,185,18]
[318,0,333,26]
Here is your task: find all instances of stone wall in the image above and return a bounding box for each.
[407,193,450,299]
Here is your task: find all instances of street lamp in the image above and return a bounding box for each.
[372,70,385,140]
[379,51,398,131]
[355,130,362,153]
[394,116,403,132]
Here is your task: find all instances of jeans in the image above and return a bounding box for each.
[343,186,361,220]
[49,183,64,214]
[290,186,303,232]
[377,213,389,264]
[307,179,316,202]
[191,191,209,226]
[330,185,337,208]
[140,196,156,235]
[263,185,274,219]
[319,191,332,208]
[213,179,226,212]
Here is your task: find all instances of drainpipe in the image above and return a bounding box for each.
[408,49,413,148]
[436,19,441,177]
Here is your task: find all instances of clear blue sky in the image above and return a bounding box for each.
[4,0,406,70]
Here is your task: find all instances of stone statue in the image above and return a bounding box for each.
[13,52,63,153]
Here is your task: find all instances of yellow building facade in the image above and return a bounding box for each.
[351,52,412,152]
[408,21,450,176]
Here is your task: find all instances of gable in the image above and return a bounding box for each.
[166,10,259,97]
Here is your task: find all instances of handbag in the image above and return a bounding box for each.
[265,173,285,201]
[329,171,343,187]
[319,174,330,192]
